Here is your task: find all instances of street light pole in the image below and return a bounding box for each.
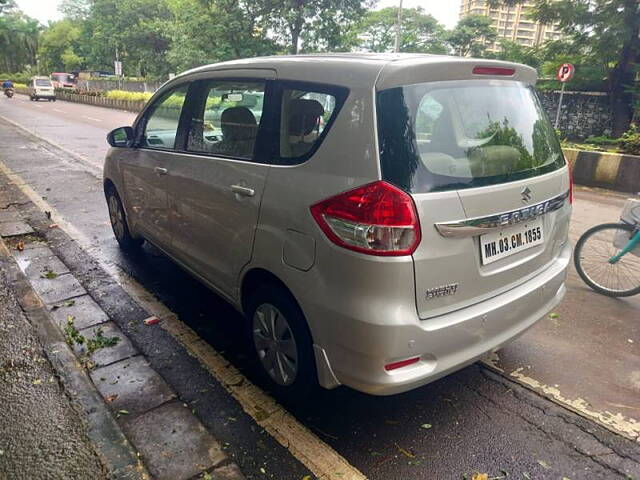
[394,0,404,53]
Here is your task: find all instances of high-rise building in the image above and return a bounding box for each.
[459,0,564,53]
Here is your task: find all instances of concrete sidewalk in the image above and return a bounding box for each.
[0,182,245,480]
[0,260,107,480]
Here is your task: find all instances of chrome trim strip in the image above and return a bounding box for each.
[435,190,570,238]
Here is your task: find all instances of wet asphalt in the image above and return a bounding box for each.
[0,95,639,480]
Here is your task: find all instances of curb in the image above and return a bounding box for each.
[0,167,247,480]
[564,148,640,194]
[0,238,149,480]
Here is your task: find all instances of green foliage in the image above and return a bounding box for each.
[354,7,447,54]
[618,125,640,155]
[38,19,84,72]
[105,90,153,102]
[0,3,40,73]
[447,14,497,57]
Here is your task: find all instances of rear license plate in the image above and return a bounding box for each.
[480,217,544,265]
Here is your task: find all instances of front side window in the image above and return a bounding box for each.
[377,79,565,193]
[187,81,265,160]
[280,89,338,160]
[142,84,189,150]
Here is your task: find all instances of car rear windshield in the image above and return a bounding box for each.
[36,79,51,87]
[376,79,565,193]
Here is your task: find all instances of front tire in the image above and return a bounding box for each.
[247,284,317,398]
[105,187,143,251]
[574,222,640,297]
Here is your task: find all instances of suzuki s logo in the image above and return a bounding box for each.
[521,187,532,203]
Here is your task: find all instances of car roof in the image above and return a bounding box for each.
[175,53,537,90]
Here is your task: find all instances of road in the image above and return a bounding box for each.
[1,93,639,480]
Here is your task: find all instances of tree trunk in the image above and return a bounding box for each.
[609,0,640,137]
[289,0,304,54]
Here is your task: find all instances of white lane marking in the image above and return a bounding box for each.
[83,115,102,122]
[0,159,367,480]
[34,104,43,108]
[53,108,67,113]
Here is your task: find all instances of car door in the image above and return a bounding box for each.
[120,83,190,250]
[166,71,276,299]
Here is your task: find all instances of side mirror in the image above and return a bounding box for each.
[107,126,135,148]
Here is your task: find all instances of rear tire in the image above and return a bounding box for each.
[105,187,143,251]
[574,222,640,297]
[246,284,317,399]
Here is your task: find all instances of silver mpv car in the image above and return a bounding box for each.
[104,54,572,396]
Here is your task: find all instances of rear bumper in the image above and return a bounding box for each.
[33,92,55,98]
[321,242,571,395]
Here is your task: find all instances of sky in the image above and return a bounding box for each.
[15,0,462,28]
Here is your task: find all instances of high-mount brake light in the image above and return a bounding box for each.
[310,181,421,256]
[472,66,516,76]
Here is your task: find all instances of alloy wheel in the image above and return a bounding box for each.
[252,303,299,386]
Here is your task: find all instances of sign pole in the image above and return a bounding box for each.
[554,81,566,130]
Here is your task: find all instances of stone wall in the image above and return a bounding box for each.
[538,90,612,140]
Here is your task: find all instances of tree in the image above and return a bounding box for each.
[38,19,84,72]
[166,0,277,72]
[447,14,497,57]
[491,0,639,137]
[355,7,447,54]
[489,39,542,69]
[0,4,40,73]
[262,0,372,54]
[82,0,172,78]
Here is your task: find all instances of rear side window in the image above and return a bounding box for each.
[142,84,188,150]
[186,81,265,160]
[35,79,51,87]
[275,82,347,164]
[377,80,565,193]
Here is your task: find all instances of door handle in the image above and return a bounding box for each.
[154,167,168,176]
[231,185,255,197]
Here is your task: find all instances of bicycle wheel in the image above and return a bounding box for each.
[574,223,640,297]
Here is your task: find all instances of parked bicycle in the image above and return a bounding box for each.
[574,202,640,297]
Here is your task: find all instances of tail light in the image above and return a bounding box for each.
[310,181,421,256]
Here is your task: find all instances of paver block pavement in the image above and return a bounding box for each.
[0,220,34,237]
[122,401,227,480]
[29,271,86,304]
[75,321,138,367]
[48,294,110,330]
[0,207,21,222]
[90,355,175,416]
[20,255,70,280]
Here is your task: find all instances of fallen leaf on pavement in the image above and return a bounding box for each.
[32,379,42,385]
[420,423,432,429]
[117,409,129,415]
[302,476,311,480]
[548,312,559,319]
[143,316,160,325]
[106,394,118,403]
[15,241,24,251]
[45,211,51,219]
[48,224,58,229]
[471,474,488,480]
[40,269,58,279]
[394,443,415,458]
[537,460,550,469]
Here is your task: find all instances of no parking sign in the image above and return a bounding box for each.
[556,63,575,83]
[554,63,575,128]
